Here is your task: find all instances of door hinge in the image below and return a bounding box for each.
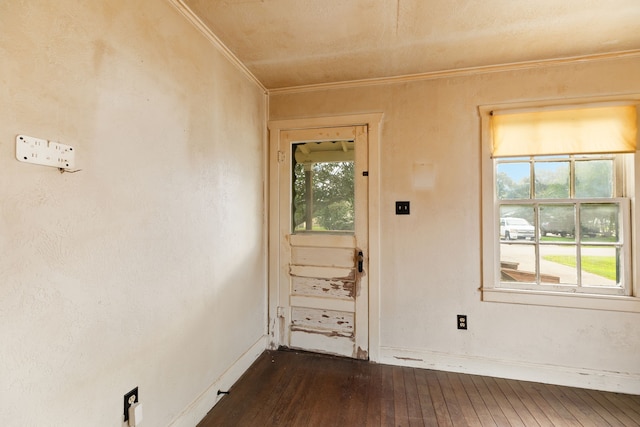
[277,306,286,317]
[277,151,285,163]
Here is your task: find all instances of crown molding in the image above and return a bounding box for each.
[269,50,640,96]
[159,6,640,98]
[166,0,267,94]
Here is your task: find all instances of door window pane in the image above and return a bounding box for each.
[292,142,355,233]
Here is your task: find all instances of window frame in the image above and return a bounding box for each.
[480,96,640,313]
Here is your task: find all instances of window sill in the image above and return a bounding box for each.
[482,288,640,313]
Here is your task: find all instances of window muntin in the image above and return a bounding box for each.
[496,154,629,295]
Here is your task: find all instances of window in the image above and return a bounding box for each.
[291,141,355,233]
[481,99,640,311]
[497,154,629,295]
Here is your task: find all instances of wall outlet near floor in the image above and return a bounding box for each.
[457,315,467,330]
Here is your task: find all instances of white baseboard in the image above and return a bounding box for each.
[169,335,268,427]
[379,346,640,395]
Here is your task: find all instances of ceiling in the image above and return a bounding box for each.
[182,0,640,90]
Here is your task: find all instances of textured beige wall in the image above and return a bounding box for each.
[0,1,266,425]
[270,56,640,391]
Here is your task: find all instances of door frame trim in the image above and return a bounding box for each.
[267,113,383,361]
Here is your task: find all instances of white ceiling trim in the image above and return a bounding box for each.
[269,49,640,96]
[166,0,267,94]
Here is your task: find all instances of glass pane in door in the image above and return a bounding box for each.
[292,141,355,232]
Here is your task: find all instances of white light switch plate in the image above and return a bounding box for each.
[16,134,75,169]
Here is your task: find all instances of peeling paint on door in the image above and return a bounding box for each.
[291,307,354,337]
[292,276,355,299]
[286,234,361,357]
[355,346,368,360]
[274,124,369,360]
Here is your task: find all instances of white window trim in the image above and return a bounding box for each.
[480,95,640,313]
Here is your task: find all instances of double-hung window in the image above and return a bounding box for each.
[481,98,640,311]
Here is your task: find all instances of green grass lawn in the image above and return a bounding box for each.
[542,255,616,280]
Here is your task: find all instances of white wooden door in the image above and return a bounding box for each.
[274,125,369,359]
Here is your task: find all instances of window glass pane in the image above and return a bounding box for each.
[540,244,578,285]
[534,161,569,199]
[580,203,619,243]
[575,160,613,198]
[499,206,535,241]
[500,243,536,283]
[580,246,620,287]
[292,143,355,233]
[540,205,575,240]
[496,162,530,200]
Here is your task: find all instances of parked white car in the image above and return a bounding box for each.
[500,217,535,240]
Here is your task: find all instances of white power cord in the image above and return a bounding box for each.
[128,395,143,426]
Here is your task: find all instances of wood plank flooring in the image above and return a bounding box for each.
[198,349,640,427]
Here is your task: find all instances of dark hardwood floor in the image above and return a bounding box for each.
[198,349,640,427]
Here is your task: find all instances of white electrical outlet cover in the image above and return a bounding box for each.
[16,134,75,169]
